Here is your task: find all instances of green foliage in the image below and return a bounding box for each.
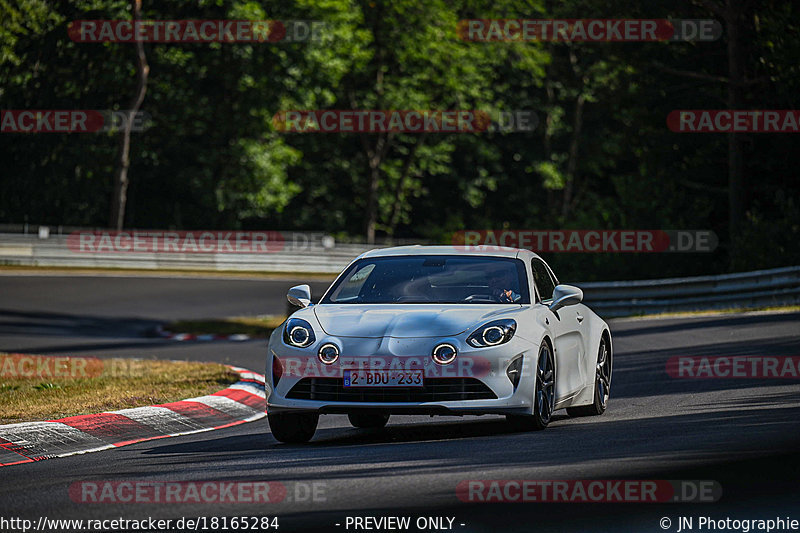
[1,0,798,278]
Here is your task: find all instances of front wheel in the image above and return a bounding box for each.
[567,337,611,417]
[348,413,390,429]
[507,341,555,431]
[268,411,319,443]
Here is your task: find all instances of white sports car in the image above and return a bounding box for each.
[265,245,612,443]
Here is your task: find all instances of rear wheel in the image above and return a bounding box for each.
[268,411,319,443]
[567,337,611,417]
[348,413,390,429]
[507,341,555,431]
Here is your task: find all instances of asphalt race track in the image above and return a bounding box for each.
[0,273,332,367]
[1,274,799,532]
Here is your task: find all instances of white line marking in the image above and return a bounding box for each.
[227,383,267,398]
[113,406,207,433]
[186,395,262,419]
[0,369,267,465]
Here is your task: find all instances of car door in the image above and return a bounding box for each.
[543,260,593,392]
[531,258,584,401]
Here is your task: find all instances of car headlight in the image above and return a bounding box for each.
[283,318,316,348]
[432,343,458,365]
[467,319,516,348]
[318,343,340,365]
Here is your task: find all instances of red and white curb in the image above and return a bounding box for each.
[0,365,265,467]
[155,325,251,342]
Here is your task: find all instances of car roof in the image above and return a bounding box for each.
[359,245,542,261]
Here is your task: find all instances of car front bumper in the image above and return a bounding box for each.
[266,332,540,416]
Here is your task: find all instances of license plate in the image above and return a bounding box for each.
[343,370,424,388]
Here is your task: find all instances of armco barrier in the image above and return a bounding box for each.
[0,233,367,274]
[1,233,798,317]
[579,266,800,317]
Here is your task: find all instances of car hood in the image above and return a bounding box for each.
[313,304,519,338]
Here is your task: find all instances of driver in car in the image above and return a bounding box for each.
[490,269,521,303]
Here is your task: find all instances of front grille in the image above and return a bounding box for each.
[286,378,497,402]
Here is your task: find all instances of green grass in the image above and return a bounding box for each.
[166,315,286,337]
[0,354,239,424]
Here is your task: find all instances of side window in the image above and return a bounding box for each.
[531,259,556,302]
[330,263,375,301]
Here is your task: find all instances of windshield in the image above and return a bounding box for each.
[322,255,530,304]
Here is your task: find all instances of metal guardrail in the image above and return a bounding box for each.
[0,233,369,274]
[579,266,800,317]
[1,233,798,317]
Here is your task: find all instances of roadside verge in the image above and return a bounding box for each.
[0,365,265,467]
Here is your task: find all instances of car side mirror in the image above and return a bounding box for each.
[287,284,312,308]
[548,284,583,313]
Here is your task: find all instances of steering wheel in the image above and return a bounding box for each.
[464,294,495,303]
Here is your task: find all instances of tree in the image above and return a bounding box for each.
[109,0,149,230]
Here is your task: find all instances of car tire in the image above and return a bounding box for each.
[506,341,555,431]
[268,411,319,443]
[567,337,611,417]
[348,413,390,429]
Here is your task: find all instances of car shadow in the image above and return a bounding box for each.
[129,403,800,489]
[0,308,161,339]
